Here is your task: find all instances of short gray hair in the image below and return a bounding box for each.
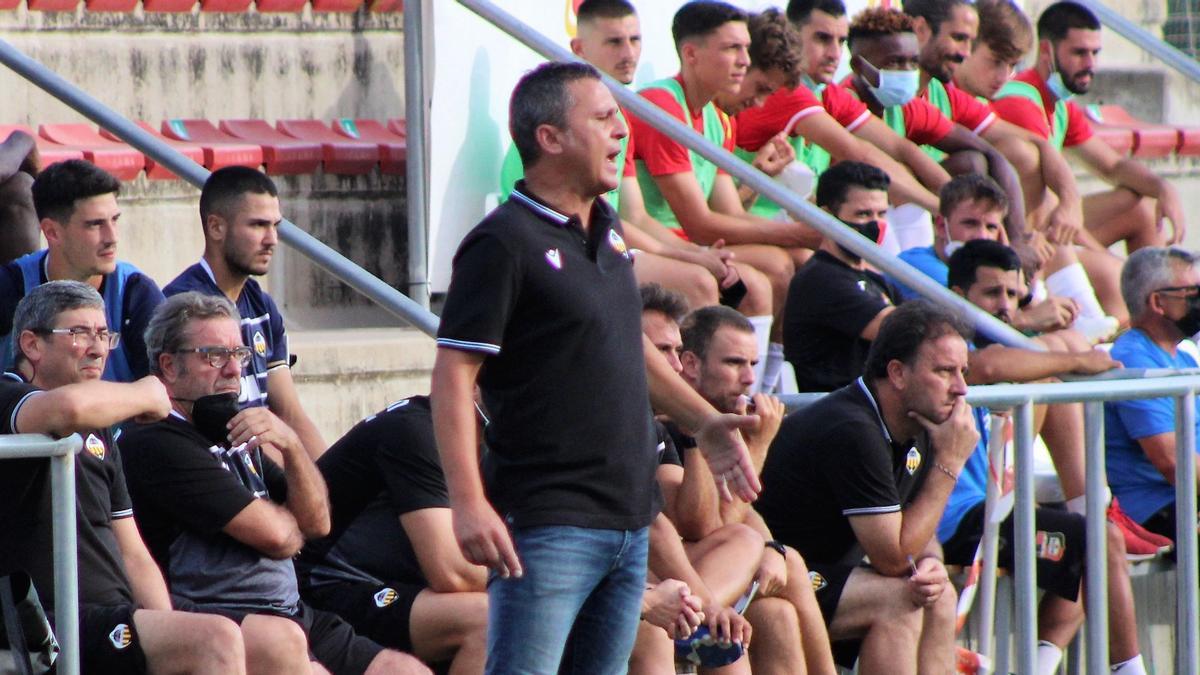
[12,281,105,366]
[509,61,601,167]
[1121,247,1199,319]
[144,291,241,375]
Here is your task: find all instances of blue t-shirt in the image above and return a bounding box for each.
[938,394,992,543]
[163,260,289,409]
[1105,329,1200,523]
[890,246,947,302]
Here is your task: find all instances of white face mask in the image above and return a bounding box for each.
[869,68,920,107]
[942,221,966,258]
[1045,48,1076,101]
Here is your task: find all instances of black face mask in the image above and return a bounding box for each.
[835,219,886,261]
[1175,296,1200,338]
[186,392,241,447]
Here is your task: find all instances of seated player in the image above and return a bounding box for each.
[121,291,428,675]
[781,161,898,393]
[0,280,246,675]
[842,6,1027,235]
[942,240,1152,674]
[756,301,977,674]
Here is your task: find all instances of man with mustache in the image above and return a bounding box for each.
[164,166,326,460]
[0,159,165,382]
[988,2,1185,254]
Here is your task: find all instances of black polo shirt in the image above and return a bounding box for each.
[436,181,658,531]
[783,250,898,393]
[755,378,930,565]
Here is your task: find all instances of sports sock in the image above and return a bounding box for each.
[747,315,772,393]
[1036,640,1063,675]
[761,343,785,394]
[1110,654,1147,674]
[1066,487,1112,515]
[1046,262,1106,320]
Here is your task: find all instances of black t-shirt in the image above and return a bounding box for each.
[0,377,133,612]
[436,182,658,530]
[755,379,930,564]
[120,414,300,614]
[782,250,898,393]
[655,421,682,468]
[299,396,450,586]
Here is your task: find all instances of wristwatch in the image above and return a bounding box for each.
[765,539,787,558]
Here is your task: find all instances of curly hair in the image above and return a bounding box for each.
[847,6,914,47]
[975,0,1033,63]
[748,8,804,87]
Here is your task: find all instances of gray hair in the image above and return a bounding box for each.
[508,61,602,168]
[1121,247,1199,319]
[144,291,241,375]
[12,280,105,367]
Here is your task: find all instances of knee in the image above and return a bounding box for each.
[679,264,720,309]
[251,616,308,663]
[734,264,772,316]
[714,522,765,553]
[365,649,431,675]
[747,596,800,636]
[930,582,958,622]
[196,615,246,668]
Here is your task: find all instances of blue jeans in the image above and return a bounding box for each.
[485,525,649,675]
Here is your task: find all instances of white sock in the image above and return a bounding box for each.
[761,343,785,394]
[1065,487,1112,515]
[1046,262,1106,320]
[1110,654,1147,674]
[1036,641,1064,675]
[747,316,772,394]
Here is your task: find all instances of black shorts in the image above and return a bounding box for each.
[79,603,147,675]
[942,501,1086,602]
[805,562,857,628]
[301,579,424,652]
[179,599,385,675]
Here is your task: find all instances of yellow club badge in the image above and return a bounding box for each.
[373,588,398,608]
[85,433,106,460]
[905,447,922,475]
[253,330,267,357]
[809,571,827,592]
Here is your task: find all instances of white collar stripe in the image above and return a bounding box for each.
[510,189,569,225]
[856,377,893,444]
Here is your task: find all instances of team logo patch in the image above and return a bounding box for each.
[608,229,629,258]
[1036,531,1066,562]
[545,248,562,270]
[108,623,132,650]
[373,588,398,608]
[253,330,267,357]
[809,571,827,593]
[241,452,259,477]
[857,280,868,292]
[85,433,106,460]
[905,447,922,475]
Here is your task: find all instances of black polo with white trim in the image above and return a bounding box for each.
[755,377,931,564]
[437,181,658,531]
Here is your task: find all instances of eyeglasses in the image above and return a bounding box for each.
[175,346,252,369]
[41,328,120,349]
[1154,284,1200,299]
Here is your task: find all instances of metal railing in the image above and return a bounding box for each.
[1080,0,1200,87]
[780,374,1200,674]
[0,40,440,338]
[0,434,83,675]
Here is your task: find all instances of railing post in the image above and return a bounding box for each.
[975,411,1009,666]
[1175,389,1199,675]
[51,449,78,675]
[403,0,431,310]
[1013,400,1037,675]
[1083,401,1108,674]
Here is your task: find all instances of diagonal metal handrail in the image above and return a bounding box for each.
[1080,0,1200,87]
[0,39,439,338]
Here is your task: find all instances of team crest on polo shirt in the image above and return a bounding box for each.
[608,229,629,258]
[253,330,267,357]
[85,433,106,460]
[809,571,827,592]
[857,280,868,292]
[905,447,922,475]
[240,452,259,477]
[108,623,132,650]
[373,588,398,608]
[545,248,563,270]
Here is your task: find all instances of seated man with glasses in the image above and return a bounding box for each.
[120,290,430,675]
[1105,248,1200,541]
[0,280,250,675]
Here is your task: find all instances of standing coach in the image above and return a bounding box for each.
[431,60,760,674]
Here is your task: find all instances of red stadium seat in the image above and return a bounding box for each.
[254,0,305,11]
[85,0,137,11]
[1177,127,1200,157]
[387,118,407,138]
[161,119,264,169]
[1086,104,1178,159]
[98,122,206,180]
[0,0,20,10]
[219,119,322,175]
[275,120,378,175]
[331,118,406,175]
[311,0,363,11]
[26,0,79,10]
[368,0,401,11]
[38,124,145,181]
[199,0,253,11]
[142,0,196,10]
[0,125,83,168]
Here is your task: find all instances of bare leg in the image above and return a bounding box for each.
[1039,402,1087,501]
[914,578,957,675]
[683,523,763,607]
[629,622,676,675]
[1103,521,1141,663]
[732,262,773,317]
[778,550,836,675]
[133,608,246,675]
[742,597,804,675]
[827,569,925,675]
[1083,189,1164,253]
[364,649,434,674]
[725,244,795,340]
[408,589,488,675]
[240,613,311,675]
[634,252,720,310]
